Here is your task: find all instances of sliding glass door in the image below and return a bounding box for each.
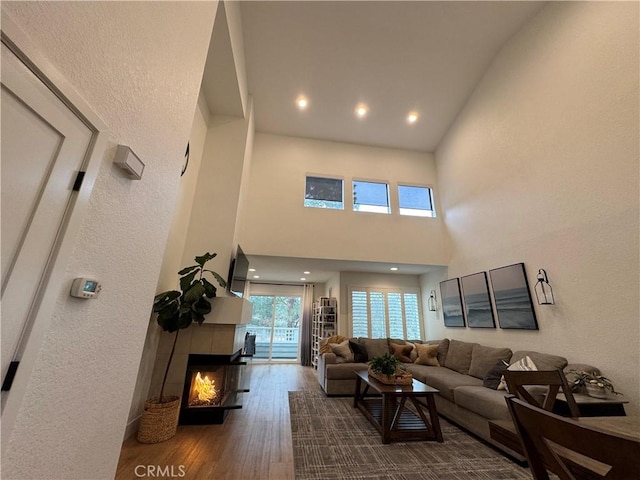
[249,295,301,361]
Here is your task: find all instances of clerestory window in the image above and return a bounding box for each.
[398,185,435,217]
[304,176,344,209]
[353,180,390,214]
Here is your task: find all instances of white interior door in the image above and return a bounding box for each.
[1,42,94,384]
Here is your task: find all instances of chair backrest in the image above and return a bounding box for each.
[506,396,640,480]
[503,369,580,418]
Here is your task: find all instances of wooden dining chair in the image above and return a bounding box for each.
[506,396,640,480]
[503,369,580,417]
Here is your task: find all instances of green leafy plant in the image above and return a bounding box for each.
[369,353,401,376]
[152,252,226,403]
[569,370,620,395]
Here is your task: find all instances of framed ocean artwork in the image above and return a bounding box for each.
[489,263,538,330]
[460,272,495,328]
[440,278,466,327]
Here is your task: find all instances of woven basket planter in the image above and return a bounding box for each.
[368,368,413,386]
[137,395,181,444]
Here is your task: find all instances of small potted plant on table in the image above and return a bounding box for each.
[368,353,413,385]
[569,370,620,399]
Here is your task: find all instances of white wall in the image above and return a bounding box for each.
[0,2,217,479]
[181,106,255,290]
[239,133,448,266]
[434,2,639,413]
[123,95,214,440]
[157,95,213,293]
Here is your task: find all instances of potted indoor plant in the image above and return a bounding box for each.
[137,252,227,443]
[569,370,620,398]
[368,353,413,385]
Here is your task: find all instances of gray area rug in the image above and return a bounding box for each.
[289,390,532,480]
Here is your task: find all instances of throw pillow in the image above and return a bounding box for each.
[483,360,509,389]
[329,340,354,363]
[415,343,440,366]
[444,339,477,375]
[349,340,368,363]
[468,345,513,379]
[405,342,419,362]
[319,335,346,355]
[390,343,413,363]
[497,355,538,390]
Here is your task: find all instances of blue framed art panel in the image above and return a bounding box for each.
[461,272,495,328]
[440,278,465,328]
[489,263,538,330]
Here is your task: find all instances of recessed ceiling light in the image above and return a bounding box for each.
[253,275,260,279]
[300,277,307,281]
[249,268,256,272]
[303,271,311,275]
[355,104,368,118]
[390,267,399,271]
[407,112,419,124]
[296,96,309,110]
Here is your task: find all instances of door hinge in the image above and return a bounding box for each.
[72,171,86,191]
[1,361,20,391]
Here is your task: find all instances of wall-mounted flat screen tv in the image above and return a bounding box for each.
[228,245,249,297]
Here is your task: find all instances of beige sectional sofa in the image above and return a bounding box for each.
[317,337,599,459]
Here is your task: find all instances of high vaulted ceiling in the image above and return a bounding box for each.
[205,1,547,283]
[240,1,546,152]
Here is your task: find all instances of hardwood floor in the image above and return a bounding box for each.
[115,364,317,480]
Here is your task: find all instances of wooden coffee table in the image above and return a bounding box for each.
[353,370,443,444]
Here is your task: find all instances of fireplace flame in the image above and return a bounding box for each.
[194,372,217,404]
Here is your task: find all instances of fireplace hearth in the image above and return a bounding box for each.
[179,350,250,425]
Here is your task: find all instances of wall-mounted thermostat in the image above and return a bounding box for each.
[71,278,102,299]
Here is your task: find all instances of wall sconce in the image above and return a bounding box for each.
[427,290,438,311]
[534,269,555,305]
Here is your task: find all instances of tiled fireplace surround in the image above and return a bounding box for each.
[149,297,252,402]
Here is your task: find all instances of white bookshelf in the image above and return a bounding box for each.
[311,297,338,369]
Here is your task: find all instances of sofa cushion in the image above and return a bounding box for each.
[358,337,390,361]
[414,343,440,366]
[319,335,347,354]
[325,362,369,380]
[468,345,513,379]
[511,350,568,371]
[349,340,368,363]
[329,340,354,363]
[390,343,413,362]
[406,365,483,401]
[437,339,450,366]
[453,386,511,420]
[444,340,477,375]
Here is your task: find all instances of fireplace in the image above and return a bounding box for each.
[179,350,250,425]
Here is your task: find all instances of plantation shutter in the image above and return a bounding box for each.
[370,292,386,338]
[349,287,423,340]
[404,293,421,339]
[351,290,369,337]
[387,292,404,338]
